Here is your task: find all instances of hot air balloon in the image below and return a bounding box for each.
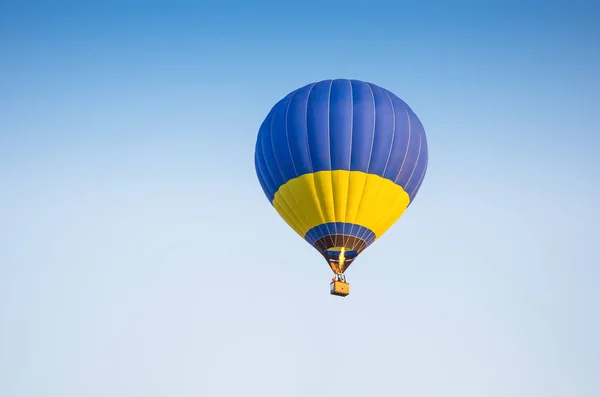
[254,79,428,297]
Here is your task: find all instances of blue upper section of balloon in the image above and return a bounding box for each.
[255,79,428,203]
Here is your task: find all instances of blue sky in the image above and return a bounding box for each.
[1,1,599,396]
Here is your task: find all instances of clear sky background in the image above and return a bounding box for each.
[1,1,599,396]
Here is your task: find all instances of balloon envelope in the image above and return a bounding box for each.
[254,79,428,273]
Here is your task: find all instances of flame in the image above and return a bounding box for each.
[338,247,346,273]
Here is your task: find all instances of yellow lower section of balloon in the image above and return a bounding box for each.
[272,170,410,240]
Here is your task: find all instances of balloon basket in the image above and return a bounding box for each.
[330,280,350,297]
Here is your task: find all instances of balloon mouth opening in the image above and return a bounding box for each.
[324,247,358,275]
